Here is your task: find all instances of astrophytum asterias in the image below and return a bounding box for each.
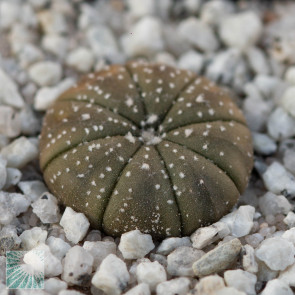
[40,61,253,239]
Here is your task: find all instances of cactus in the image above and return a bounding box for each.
[39,61,253,239]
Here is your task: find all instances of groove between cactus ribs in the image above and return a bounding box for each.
[154,145,183,236]
[100,143,143,229]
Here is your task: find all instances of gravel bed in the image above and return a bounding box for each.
[1,0,295,294]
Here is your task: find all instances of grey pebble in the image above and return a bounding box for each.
[167,246,204,277]
[192,238,242,277]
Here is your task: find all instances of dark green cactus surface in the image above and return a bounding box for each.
[40,61,253,239]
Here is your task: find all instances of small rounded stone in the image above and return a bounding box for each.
[192,238,242,277]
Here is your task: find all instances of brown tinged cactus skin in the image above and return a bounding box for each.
[39,61,253,240]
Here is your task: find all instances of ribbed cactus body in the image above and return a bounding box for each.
[40,61,253,239]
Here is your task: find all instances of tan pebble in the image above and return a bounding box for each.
[192,238,242,277]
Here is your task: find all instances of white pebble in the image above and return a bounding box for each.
[3,167,22,190]
[32,192,60,223]
[246,47,270,75]
[28,0,49,10]
[214,287,248,295]
[284,66,295,85]
[62,246,93,285]
[23,248,43,274]
[21,3,38,28]
[124,283,150,295]
[284,211,295,228]
[156,277,190,295]
[46,236,71,260]
[0,136,38,169]
[191,222,230,249]
[136,260,167,291]
[37,10,68,34]
[259,192,292,216]
[20,227,48,250]
[224,269,257,295]
[28,61,62,86]
[178,17,218,52]
[66,47,95,73]
[261,279,293,295]
[220,206,255,237]
[167,246,204,277]
[18,43,44,69]
[278,263,295,287]
[242,244,258,274]
[243,96,272,132]
[183,0,203,15]
[34,78,75,111]
[255,237,295,271]
[281,87,295,118]
[267,107,295,140]
[42,34,68,58]
[0,135,9,150]
[262,162,295,195]
[0,192,30,225]
[59,291,84,295]
[156,237,192,255]
[162,26,191,57]
[32,243,62,277]
[92,254,130,295]
[44,278,67,294]
[119,230,155,260]
[127,0,155,18]
[219,11,262,50]
[281,142,295,175]
[0,106,21,138]
[83,240,117,270]
[194,275,225,294]
[178,50,204,73]
[86,25,119,59]
[60,207,90,244]
[282,228,295,245]
[19,106,41,136]
[121,17,164,57]
[200,0,234,26]
[154,52,176,66]
[0,1,20,29]
[252,133,276,155]
[0,68,24,108]
[18,180,48,202]
[9,23,35,55]
[206,48,242,84]
[254,74,283,100]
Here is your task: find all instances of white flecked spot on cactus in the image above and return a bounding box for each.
[141,163,150,170]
